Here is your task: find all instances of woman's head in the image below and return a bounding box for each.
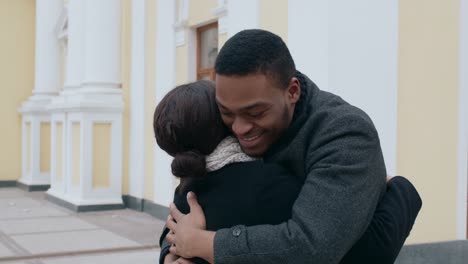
[153,80,228,179]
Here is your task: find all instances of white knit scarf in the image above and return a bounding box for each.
[205,136,258,172]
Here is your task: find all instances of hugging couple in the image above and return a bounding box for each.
[154,29,422,264]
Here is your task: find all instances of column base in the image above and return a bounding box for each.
[16,180,50,192]
[122,195,169,221]
[46,189,125,212]
[0,181,18,188]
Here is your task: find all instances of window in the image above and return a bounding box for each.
[197,22,218,80]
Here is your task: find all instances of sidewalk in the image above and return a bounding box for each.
[0,187,164,264]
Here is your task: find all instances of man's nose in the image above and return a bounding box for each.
[232,117,253,136]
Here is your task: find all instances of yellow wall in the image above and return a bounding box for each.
[188,0,217,26]
[40,123,51,172]
[259,0,288,42]
[397,0,459,243]
[144,0,157,200]
[25,122,31,174]
[121,0,131,194]
[0,0,35,181]
[218,33,228,50]
[176,45,189,85]
[56,123,63,182]
[176,0,217,85]
[72,123,81,186]
[92,124,111,188]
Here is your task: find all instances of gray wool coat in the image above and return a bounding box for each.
[212,72,387,264]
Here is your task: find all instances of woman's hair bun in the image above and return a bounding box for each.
[171,150,206,179]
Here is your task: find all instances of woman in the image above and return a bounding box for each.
[154,80,420,264]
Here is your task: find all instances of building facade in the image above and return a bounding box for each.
[1,0,467,245]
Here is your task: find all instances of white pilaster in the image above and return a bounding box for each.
[174,0,189,46]
[63,0,84,90]
[457,0,468,239]
[227,0,258,37]
[213,0,228,34]
[128,0,147,199]
[288,0,399,176]
[48,0,124,209]
[18,0,63,188]
[154,0,177,207]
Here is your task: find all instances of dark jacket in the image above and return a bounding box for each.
[160,72,422,263]
[212,72,387,263]
[159,163,421,264]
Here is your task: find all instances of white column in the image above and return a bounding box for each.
[32,0,62,98]
[63,0,84,90]
[129,0,147,199]
[154,0,176,207]
[457,0,468,239]
[48,0,123,210]
[18,0,63,188]
[82,0,121,89]
[288,0,399,176]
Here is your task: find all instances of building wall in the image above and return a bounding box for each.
[259,0,288,42]
[3,0,466,245]
[144,0,157,200]
[121,0,131,194]
[397,0,460,243]
[0,0,36,181]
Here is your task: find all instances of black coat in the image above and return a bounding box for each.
[160,160,421,264]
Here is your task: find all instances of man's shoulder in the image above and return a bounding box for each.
[303,89,376,137]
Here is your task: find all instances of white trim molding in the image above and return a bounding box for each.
[128,0,147,199]
[154,0,177,207]
[213,0,228,34]
[457,0,468,239]
[174,0,189,46]
[47,0,124,208]
[18,0,63,188]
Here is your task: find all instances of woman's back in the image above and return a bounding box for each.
[173,160,302,231]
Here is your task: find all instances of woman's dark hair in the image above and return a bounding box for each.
[153,80,228,183]
[215,29,296,89]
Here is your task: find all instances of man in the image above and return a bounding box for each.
[161,29,421,264]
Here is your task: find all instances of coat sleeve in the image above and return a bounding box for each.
[340,176,422,264]
[159,186,187,263]
[213,114,387,264]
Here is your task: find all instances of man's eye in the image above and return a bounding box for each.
[248,112,264,118]
[221,112,233,117]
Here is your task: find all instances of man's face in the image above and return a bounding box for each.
[215,73,300,156]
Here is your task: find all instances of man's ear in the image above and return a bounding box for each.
[286,77,301,104]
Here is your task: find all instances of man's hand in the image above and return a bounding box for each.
[164,253,195,264]
[166,192,215,262]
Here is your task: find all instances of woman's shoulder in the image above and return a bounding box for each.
[217,160,289,176]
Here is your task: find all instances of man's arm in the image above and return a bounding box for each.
[167,114,386,263]
[340,176,422,264]
[211,114,386,263]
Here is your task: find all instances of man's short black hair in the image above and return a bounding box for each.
[215,29,296,88]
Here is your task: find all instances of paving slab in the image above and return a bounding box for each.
[41,249,160,264]
[0,241,16,258]
[0,188,164,263]
[78,209,163,246]
[0,198,44,208]
[0,189,27,199]
[0,217,98,235]
[0,205,69,220]
[11,230,140,255]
